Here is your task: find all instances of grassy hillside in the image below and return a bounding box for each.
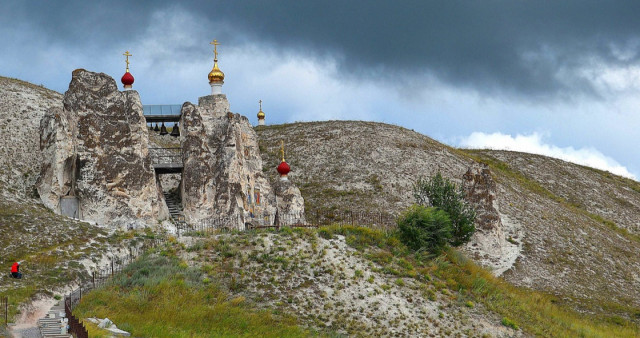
[257,122,640,322]
[0,198,109,320]
[74,226,639,337]
[74,252,306,337]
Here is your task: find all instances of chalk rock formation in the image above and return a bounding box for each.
[38,107,76,207]
[463,166,501,230]
[462,165,511,274]
[0,76,62,199]
[273,178,306,225]
[181,95,283,229]
[37,69,168,228]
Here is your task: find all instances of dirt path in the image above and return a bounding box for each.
[8,298,56,338]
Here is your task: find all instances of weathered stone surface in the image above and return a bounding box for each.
[0,76,62,200]
[181,95,293,229]
[463,165,501,230]
[461,165,517,275]
[273,178,306,225]
[37,69,168,228]
[37,107,76,209]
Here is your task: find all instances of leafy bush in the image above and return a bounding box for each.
[397,205,452,254]
[413,172,476,246]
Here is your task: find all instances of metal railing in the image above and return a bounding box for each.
[143,104,182,116]
[1,296,7,327]
[178,211,397,236]
[65,297,87,338]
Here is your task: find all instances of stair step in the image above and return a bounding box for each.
[39,319,62,324]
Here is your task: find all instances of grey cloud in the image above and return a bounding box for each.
[4,1,640,99]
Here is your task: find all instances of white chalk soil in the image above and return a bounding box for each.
[9,297,56,337]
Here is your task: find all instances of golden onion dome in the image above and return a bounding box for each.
[208,61,225,83]
[257,109,265,119]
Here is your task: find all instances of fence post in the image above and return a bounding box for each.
[92,271,95,288]
[4,296,7,327]
[79,286,82,300]
[111,260,114,277]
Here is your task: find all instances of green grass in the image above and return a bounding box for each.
[73,253,308,337]
[440,250,638,337]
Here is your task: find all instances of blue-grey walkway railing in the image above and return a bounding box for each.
[143,104,182,123]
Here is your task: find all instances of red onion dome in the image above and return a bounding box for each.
[121,71,134,86]
[277,161,290,176]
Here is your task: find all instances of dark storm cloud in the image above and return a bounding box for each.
[4,1,640,98]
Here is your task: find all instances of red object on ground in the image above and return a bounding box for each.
[121,71,134,86]
[11,262,18,273]
[277,161,290,176]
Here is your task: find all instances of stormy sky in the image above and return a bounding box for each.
[1,1,639,178]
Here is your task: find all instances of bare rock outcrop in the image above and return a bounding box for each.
[37,69,168,228]
[463,165,501,230]
[273,178,306,225]
[0,76,62,199]
[181,95,288,229]
[461,165,521,275]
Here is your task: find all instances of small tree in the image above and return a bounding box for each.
[397,205,452,254]
[413,172,476,246]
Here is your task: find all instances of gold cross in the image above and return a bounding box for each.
[123,51,132,70]
[280,140,285,162]
[210,39,220,60]
[259,100,262,110]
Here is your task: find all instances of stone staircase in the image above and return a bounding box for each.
[164,191,187,229]
[37,302,70,337]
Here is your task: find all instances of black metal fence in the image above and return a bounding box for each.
[308,210,396,229]
[1,296,7,327]
[65,296,87,338]
[178,211,396,236]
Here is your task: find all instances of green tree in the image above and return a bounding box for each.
[397,205,452,254]
[413,172,476,246]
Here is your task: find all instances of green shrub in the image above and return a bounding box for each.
[397,205,452,254]
[502,317,519,330]
[413,172,476,246]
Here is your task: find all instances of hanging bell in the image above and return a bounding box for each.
[160,122,168,135]
[154,123,160,132]
[170,122,180,137]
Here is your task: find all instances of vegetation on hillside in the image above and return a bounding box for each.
[397,205,452,254]
[73,249,307,337]
[321,225,639,337]
[74,226,639,337]
[0,199,109,320]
